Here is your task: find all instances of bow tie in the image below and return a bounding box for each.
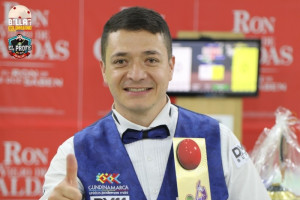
[122,125,170,144]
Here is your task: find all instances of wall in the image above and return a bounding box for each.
[0,0,300,199]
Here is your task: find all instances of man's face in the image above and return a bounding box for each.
[101,30,175,118]
[17,35,23,41]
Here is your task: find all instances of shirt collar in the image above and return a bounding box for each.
[112,96,173,136]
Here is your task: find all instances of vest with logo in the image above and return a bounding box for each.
[74,106,229,200]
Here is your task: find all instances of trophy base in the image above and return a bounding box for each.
[267,184,300,200]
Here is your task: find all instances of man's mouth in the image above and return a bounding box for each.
[125,88,152,92]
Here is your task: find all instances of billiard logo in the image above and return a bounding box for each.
[176,139,201,170]
[7,5,32,59]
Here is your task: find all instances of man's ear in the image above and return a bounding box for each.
[100,60,107,84]
[169,56,175,81]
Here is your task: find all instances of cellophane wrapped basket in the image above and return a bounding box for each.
[251,107,300,199]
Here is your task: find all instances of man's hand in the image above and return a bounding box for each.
[48,154,82,200]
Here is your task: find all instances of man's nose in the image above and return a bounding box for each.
[127,63,147,81]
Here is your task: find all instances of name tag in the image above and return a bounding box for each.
[173,138,211,200]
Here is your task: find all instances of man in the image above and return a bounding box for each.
[11,34,28,46]
[10,34,29,55]
[41,6,271,200]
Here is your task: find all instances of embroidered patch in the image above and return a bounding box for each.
[89,172,129,197]
[230,144,249,168]
[96,173,121,184]
[88,184,129,196]
[90,196,129,200]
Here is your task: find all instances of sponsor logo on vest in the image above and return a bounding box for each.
[90,173,129,196]
[88,185,129,190]
[88,184,129,197]
[231,144,249,168]
[91,196,129,200]
[96,173,121,184]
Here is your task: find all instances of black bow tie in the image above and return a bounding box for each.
[122,125,170,144]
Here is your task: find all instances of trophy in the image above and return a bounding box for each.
[251,107,300,200]
[267,135,300,200]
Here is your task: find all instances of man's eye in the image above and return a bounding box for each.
[147,58,159,64]
[113,59,126,65]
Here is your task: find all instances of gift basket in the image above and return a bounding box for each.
[251,107,300,200]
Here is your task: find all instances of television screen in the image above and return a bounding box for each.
[167,39,261,97]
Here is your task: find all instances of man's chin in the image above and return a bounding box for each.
[128,104,149,113]
[124,101,154,113]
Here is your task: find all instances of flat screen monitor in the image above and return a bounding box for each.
[167,39,261,97]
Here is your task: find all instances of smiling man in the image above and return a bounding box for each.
[40,7,271,200]
[101,29,174,126]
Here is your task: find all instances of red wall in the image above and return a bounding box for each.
[1,0,300,198]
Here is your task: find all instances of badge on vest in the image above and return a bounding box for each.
[90,196,129,200]
[230,143,249,168]
[88,172,130,200]
[173,138,211,200]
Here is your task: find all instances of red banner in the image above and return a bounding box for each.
[1,0,300,199]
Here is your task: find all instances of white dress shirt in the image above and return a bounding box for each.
[41,100,270,200]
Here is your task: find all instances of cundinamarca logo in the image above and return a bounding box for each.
[96,173,121,184]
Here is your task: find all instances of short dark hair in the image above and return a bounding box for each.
[101,6,172,64]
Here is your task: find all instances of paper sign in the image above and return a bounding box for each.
[231,47,259,92]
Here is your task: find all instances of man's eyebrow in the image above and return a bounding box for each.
[143,50,161,56]
[111,50,161,58]
[111,52,128,58]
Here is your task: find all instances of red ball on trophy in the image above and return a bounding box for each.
[177,139,201,170]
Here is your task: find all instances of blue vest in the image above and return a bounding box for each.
[74,106,228,200]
